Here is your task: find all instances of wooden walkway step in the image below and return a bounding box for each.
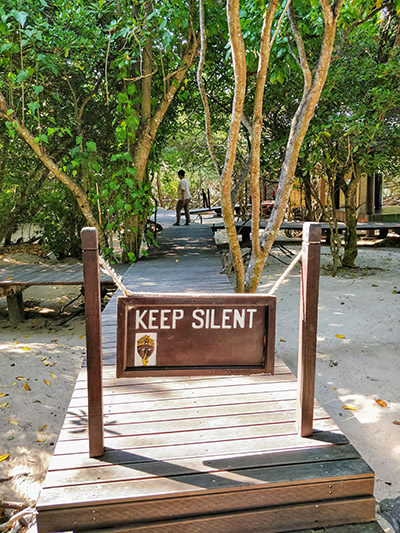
[36,367,375,533]
[36,213,378,532]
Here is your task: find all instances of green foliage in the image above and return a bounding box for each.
[32,184,85,258]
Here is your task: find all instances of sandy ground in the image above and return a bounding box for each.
[0,233,399,531]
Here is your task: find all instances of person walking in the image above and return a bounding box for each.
[173,169,191,226]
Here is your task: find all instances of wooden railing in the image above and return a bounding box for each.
[81,222,321,457]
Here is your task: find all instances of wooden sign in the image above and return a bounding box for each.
[116,293,276,377]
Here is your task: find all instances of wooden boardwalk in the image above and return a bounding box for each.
[0,262,129,287]
[36,213,378,532]
[0,261,128,323]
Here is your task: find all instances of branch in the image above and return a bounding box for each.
[105,29,112,106]
[332,2,394,61]
[270,0,290,48]
[249,0,278,259]
[288,0,312,92]
[197,0,221,176]
[220,0,247,292]
[123,67,158,82]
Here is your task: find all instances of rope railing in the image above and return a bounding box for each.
[267,249,303,296]
[98,256,133,297]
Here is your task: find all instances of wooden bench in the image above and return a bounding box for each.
[36,224,377,532]
[0,263,128,324]
[211,220,400,244]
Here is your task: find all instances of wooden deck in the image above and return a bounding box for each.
[36,212,377,532]
[211,220,400,243]
[0,262,129,287]
[36,367,375,532]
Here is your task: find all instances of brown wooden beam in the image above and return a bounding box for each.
[296,223,321,437]
[81,227,104,457]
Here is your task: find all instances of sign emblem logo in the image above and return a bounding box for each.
[135,333,157,366]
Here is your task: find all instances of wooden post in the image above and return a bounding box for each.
[81,227,104,457]
[296,223,321,437]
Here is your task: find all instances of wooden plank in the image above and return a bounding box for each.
[71,374,297,402]
[69,388,300,414]
[0,263,129,285]
[52,417,340,456]
[44,430,349,472]
[63,399,306,426]
[85,498,376,532]
[70,377,298,403]
[75,360,292,387]
[58,408,331,442]
[42,444,363,488]
[298,523,383,533]
[38,457,373,507]
[37,495,376,533]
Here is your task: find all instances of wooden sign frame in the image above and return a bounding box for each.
[116,293,276,377]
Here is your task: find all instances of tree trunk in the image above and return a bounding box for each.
[244,0,344,292]
[303,171,313,221]
[0,91,106,248]
[156,172,165,208]
[342,168,361,268]
[220,0,248,292]
[327,175,342,276]
[124,33,199,259]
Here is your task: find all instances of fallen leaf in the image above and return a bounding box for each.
[371,284,378,287]
[279,339,286,343]
[79,335,84,339]
[343,405,358,411]
[8,418,19,425]
[16,376,28,381]
[0,401,9,408]
[50,339,57,343]
[49,372,57,379]
[50,362,56,367]
[0,393,8,398]
[23,335,30,338]
[332,387,337,390]
[0,454,10,462]
[43,361,49,366]
[43,379,51,386]
[175,259,179,262]
[24,382,31,391]
[14,341,19,344]
[7,277,13,280]
[40,425,48,432]
[21,347,31,351]
[33,400,41,404]
[336,334,346,339]
[41,357,46,362]
[36,439,45,443]
[375,399,387,408]
[393,420,400,425]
